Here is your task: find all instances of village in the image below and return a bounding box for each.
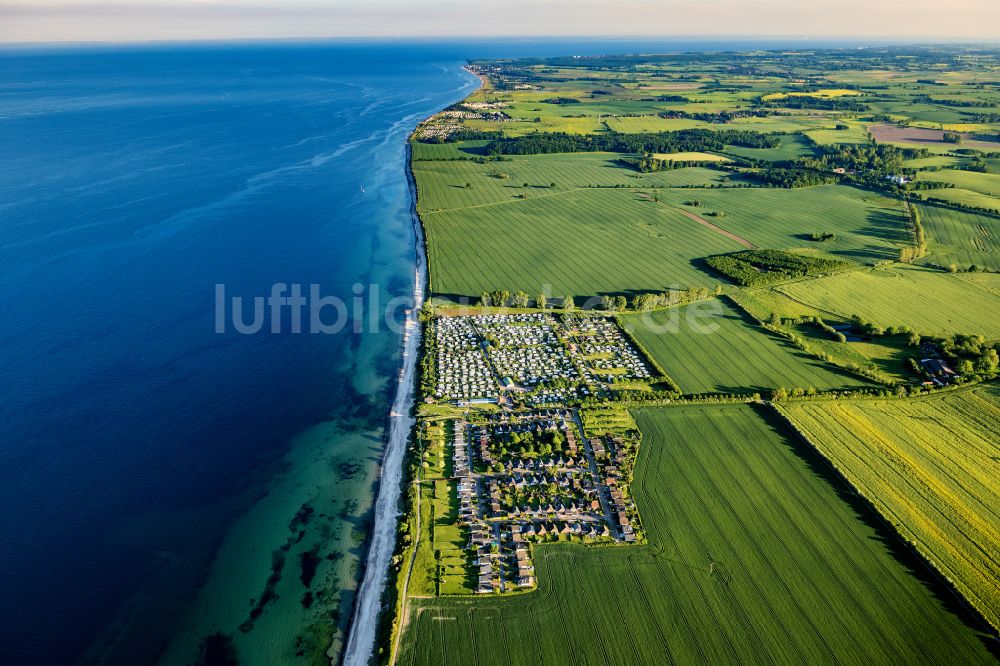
[431,312,653,407]
[450,408,642,594]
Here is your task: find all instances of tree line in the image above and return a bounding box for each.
[483,129,779,156]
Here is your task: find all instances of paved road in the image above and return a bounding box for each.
[571,410,620,539]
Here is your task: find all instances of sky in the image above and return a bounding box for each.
[1,0,999,43]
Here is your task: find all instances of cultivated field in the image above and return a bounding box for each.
[622,299,871,394]
[413,150,735,212]
[654,184,911,264]
[779,386,1000,631]
[776,265,1000,337]
[721,134,816,161]
[651,151,729,162]
[603,116,711,132]
[422,187,743,298]
[395,405,996,665]
[869,123,1000,152]
[916,203,1000,270]
[804,121,872,145]
[916,169,1000,199]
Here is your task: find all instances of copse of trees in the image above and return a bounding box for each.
[704,250,851,286]
[484,128,779,156]
[899,202,927,263]
[631,287,711,310]
[758,95,869,112]
[939,333,1000,375]
[601,295,628,311]
[798,143,927,177]
[747,167,839,188]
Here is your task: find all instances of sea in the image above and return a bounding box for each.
[0,37,885,665]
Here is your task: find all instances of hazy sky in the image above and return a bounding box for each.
[2,0,999,43]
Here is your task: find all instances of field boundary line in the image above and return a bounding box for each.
[658,201,757,248]
[769,402,1000,636]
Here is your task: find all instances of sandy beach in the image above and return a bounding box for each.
[342,67,481,666]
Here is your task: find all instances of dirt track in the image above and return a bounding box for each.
[675,207,756,249]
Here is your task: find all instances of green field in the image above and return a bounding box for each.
[411,140,489,161]
[401,50,1000,666]
[805,121,872,145]
[407,421,474,597]
[603,115,712,132]
[623,299,871,393]
[396,405,995,665]
[904,155,965,169]
[655,184,911,264]
[413,150,735,212]
[919,188,1000,213]
[721,133,817,162]
[730,289,916,383]
[916,203,1000,271]
[423,187,744,297]
[777,265,1000,338]
[779,387,1000,630]
[916,169,1000,198]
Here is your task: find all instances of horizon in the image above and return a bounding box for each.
[1,35,997,50]
[2,0,999,44]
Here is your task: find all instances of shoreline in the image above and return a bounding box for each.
[341,141,426,666]
[341,65,481,666]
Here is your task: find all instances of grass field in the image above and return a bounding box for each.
[422,187,744,298]
[779,386,1000,630]
[396,405,996,665]
[777,265,1000,337]
[411,140,490,161]
[904,155,966,169]
[408,421,474,597]
[919,188,1000,213]
[805,121,872,145]
[916,169,1000,198]
[730,289,915,383]
[655,184,911,264]
[727,115,841,133]
[412,150,737,212]
[603,116,712,132]
[915,203,1000,270]
[622,299,872,393]
[721,133,817,162]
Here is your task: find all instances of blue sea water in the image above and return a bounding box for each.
[0,37,889,664]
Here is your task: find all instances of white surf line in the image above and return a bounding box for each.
[342,144,426,666]
[344,66,480,666]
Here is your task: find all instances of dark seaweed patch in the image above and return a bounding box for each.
[195,632,239,665]
[337,461,362,480]
[300,544,321,588]
[239,549,286,633]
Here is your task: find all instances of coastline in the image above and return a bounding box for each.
[341,66,482,666]
[341,142,426,666]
